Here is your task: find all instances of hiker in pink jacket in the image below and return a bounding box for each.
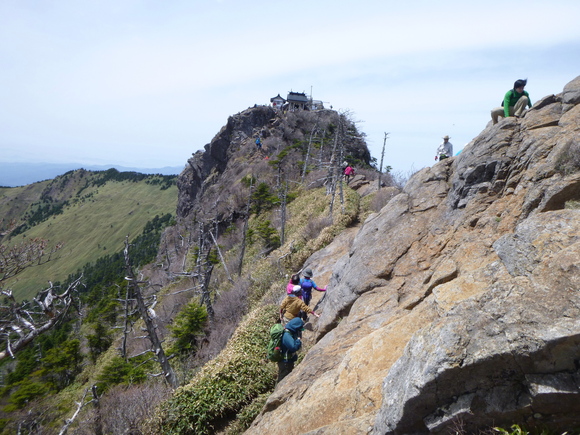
[286,274,301,297]
[344,165,355,183]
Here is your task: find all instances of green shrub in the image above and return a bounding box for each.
[3,380,48,411]
[254,220,281,251]
[150,307,278,435]
[168,301,208,353]
[96,356,147,393]
[87,322,114,362]
[251,183,279,215]
[224,392,270,435]
[39,339,83,391]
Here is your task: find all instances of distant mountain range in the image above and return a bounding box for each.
[0,162,185,187]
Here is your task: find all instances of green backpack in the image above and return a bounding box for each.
[267,323,285,362]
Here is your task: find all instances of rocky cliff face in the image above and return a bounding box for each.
[176,106,277,218]
[248,76,580,434]
[176,106,373,222]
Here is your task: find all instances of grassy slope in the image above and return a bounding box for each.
[6,180,177,300]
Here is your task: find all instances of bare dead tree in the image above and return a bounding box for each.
[0,276,81,361]
[120,282,133,359]
[0,234,62,285]
[123,237,178,388]
[209,229,233,284]
[327,113,347,216]
[58,387,91,435]
[92,384,103,435]
[238,175,254,276]
[278,182,288,246]
[378,132,389,190]
[194,222,215,320]
[302,124,319,183]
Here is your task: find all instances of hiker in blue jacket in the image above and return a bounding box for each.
[300,268,326,306]
[277,317,303,383]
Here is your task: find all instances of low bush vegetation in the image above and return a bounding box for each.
[148,307,278,435]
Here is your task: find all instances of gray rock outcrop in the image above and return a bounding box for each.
[177,106,276,218]
[248,76,580,434]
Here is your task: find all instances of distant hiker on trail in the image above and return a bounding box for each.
[344,165,355,183]
[277,317,304,383]
[286,274,301,296]
[435,136,453,161]
[255,137,262,150]
[300,268,326,306]
[491,79,532,125]
[280,286,320,323]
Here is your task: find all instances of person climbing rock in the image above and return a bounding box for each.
[280,285,320,323]
[255,137,262,150]
[300,268,326,306]
[276,317,304,383]
[344,165,355,183]
[286,274,301,296]
[435,135,454,161]
[491,79,532,125]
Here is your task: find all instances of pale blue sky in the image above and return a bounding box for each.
[1,0,579,174]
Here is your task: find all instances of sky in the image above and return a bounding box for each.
[1,0,579,176]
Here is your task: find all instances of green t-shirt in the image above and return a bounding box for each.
[503,89,532,117]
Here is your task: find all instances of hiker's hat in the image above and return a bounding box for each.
[292,285,302,295]
[443,135,450,140]
[303,268,313,278]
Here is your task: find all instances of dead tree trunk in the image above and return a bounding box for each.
[209,230,233,284]
[123,237,178,389]
[58,388,91,435]
[302,125,318,183]
[238,177,254,276]
[120,283,132,360]
[92,384,103,435]
[0,277,81,361]
[279,183,288,246]
[194,222,215,320]
[378,132,389,190]
[327,114,346,217]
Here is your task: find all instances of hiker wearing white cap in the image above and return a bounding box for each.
[280,285,320,323]
[435,135,453,161]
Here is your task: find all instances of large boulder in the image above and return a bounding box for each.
[248,75,580,434]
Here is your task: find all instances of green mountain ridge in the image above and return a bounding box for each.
[0,168,177,300]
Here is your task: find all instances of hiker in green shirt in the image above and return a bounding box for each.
[491,79,532,124]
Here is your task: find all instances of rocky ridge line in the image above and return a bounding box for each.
[247,76,580,434]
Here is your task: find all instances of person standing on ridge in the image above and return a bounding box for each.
[300,268,326,306]
[280,285,320,323]
[435,136,454,161]
[491,79,532,125]
[277,317,304,383]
